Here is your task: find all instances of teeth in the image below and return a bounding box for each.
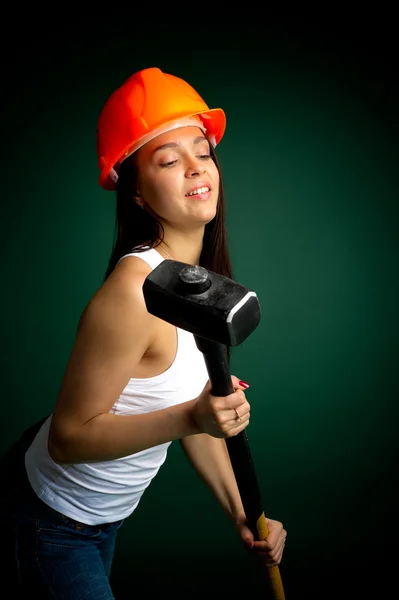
[186,186,209,196]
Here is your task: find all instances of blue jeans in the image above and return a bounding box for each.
[1,419,124,599]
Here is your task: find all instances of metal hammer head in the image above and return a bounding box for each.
[143,260,261,346]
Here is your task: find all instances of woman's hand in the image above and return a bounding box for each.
[192,375,250,438]
[236,515,287,567]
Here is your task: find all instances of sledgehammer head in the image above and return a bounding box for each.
[143,260,261,346]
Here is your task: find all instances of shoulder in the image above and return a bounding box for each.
[77,256,155,335]
[107,253,153,295]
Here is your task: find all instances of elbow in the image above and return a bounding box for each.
[47,427,75,464]
[47,435,67,464]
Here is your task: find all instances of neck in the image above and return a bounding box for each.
[157,227,205,265]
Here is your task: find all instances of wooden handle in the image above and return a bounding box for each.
[257,512,286,600]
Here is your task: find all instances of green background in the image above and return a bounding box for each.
[1,22,397,600]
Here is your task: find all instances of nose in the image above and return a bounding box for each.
[185,155,205,177]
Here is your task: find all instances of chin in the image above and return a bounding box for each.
[200,204,218,221]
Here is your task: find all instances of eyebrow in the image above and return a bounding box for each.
[152,135,208,154]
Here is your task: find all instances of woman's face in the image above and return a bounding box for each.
[134,126,220,231]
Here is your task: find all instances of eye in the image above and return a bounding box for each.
[160,160,178,168]
[198,154,211,160]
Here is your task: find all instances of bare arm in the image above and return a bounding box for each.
[48,259,200,464]
[180,433,289,565]
[179,433,245,522]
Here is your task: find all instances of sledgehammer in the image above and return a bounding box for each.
[143,260,285,600]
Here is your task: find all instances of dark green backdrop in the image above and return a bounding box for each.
[1,23,397,600]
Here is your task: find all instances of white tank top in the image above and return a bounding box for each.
[25,248,209,525]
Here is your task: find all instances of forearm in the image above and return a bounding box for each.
[179,433,245,522]
[49,400,199,463]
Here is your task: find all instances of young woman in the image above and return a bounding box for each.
[1,67,287,599]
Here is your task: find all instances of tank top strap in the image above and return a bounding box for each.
[116,247,164,270]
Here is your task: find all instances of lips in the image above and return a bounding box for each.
[185,183,211,197]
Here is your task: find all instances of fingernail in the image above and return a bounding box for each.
[239,380,250,389]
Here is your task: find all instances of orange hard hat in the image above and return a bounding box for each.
[96,67,226,190]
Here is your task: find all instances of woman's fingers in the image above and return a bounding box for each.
[225,390,250,435]
[231,403,250,423]
[229,388,250,414]
[225,383,251,432]
[214,392,250,436]
[201,375,251,437]
[231,375,250,391]
[252,520,287,565]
